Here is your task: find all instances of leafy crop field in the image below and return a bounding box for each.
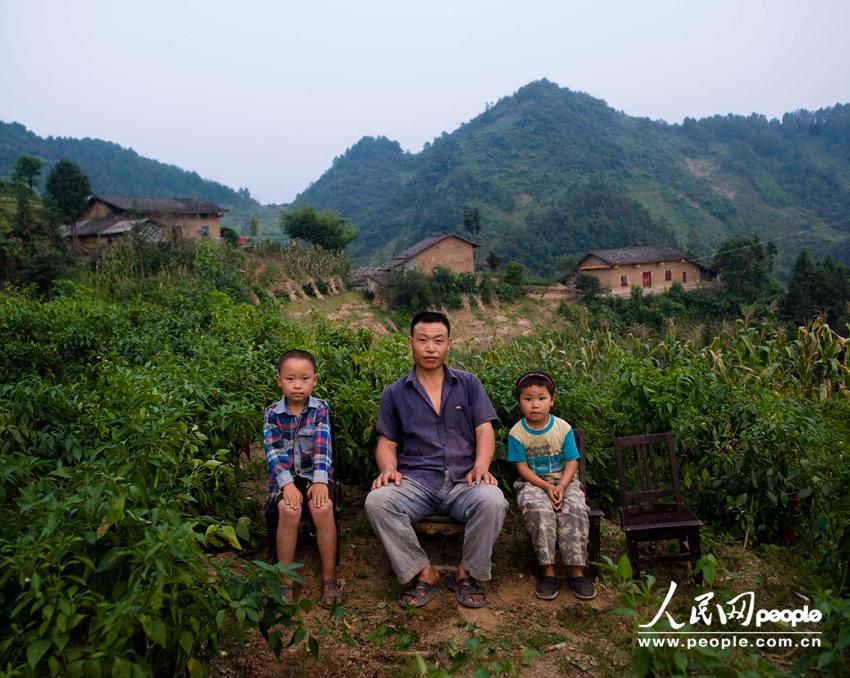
[1,247,849,675]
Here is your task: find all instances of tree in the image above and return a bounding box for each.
[12,154,42,191]
[249,216,259,240]
[2,177,74,294]
[782,250,850,328]
[575,272,602,300]
[556,254,580,278]
[712,235,780,304]
[45,159,91,247]
[280,204,356,251]
[485,251,502,271]
[462,207,481,238]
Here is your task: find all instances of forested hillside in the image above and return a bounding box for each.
[0,122,278,231]
[295,80,850,278]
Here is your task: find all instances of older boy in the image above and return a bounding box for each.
[264,349,341,608]
[365,312,508,609]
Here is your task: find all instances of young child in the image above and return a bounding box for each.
[263,349,341,608]
[507,371,596,601]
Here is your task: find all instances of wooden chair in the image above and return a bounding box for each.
[524,429,603,580]
[613,433,703,583]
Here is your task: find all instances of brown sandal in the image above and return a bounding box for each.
[281,585,295,605]
[320,579,343,609]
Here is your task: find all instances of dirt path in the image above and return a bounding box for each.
[280,290,565,349]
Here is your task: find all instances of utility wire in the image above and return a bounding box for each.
[688,216,850,266]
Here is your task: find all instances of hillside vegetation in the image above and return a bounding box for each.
[0,122,281,233]
[294,80,850,279]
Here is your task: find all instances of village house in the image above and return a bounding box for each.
[356,233,478,294]
[64,195,227,248]
[577,246,703,297]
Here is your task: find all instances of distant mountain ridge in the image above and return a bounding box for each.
[293,79,850,278]
[4,80,849,279]
[0,121,256,210]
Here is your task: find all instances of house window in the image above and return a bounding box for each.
[200,225,210,237]
[682,271,687,283]
[642,271,652,287]
[665,269,672,281]
[620,274,629,287]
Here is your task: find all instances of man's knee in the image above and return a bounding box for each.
[364,486,392,520]
[470,484,508,515]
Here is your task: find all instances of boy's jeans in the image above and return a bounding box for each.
[365,471,508,584]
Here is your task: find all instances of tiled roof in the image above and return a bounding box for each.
[581,246,694,267]
[377,233,478,270]
[92,195,227,216]
[63,215,160,237]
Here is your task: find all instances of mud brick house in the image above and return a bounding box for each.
[64,195,227,248]
[356,233,479,294]
[578,246,703,298]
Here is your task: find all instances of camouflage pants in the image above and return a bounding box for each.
[514,477,589,567]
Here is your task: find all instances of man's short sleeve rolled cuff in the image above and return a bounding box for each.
[312,470,329,485]
[376,387,401,441]
[276,469,294,488]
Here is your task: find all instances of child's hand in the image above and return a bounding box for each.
[282,482,302,510]
[307,482,329,509]
[548,485,564,511]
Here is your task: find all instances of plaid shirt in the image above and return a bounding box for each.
[263,395,333,493]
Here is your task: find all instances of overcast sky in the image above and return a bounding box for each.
[2,0,849,204]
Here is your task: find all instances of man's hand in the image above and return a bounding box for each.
[282,482,302,509]
[371,468,403,490]
[548,484,564,511]
[306,482,329,509]
[465,466,498,486]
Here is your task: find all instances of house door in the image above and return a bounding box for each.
[642,271,652,287]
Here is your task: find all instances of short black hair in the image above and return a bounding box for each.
[277,349,317,373]
[410,311,451,337]
[514,371,556,398]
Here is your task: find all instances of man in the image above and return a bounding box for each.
[365,311,508,608]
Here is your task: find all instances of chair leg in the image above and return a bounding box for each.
[526,534,539,576]
[626,537,641,581]
[688,528,703,585]
[266,508,279,564]
[588,515,601,581]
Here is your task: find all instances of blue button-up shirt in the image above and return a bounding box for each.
[376,366,499,492]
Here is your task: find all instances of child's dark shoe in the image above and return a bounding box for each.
[568,575,596,600]
[534,575,559,600]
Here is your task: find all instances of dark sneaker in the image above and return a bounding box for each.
[535,575,559,600]
[568,575,596,600]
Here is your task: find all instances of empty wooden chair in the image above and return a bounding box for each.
[613,432,702,583]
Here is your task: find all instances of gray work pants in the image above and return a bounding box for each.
[365,472,508,584]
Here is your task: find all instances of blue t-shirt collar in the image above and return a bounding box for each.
[521,414,554,435]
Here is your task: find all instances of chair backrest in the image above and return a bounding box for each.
[575,428,589,493]
[613,433,683,510]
